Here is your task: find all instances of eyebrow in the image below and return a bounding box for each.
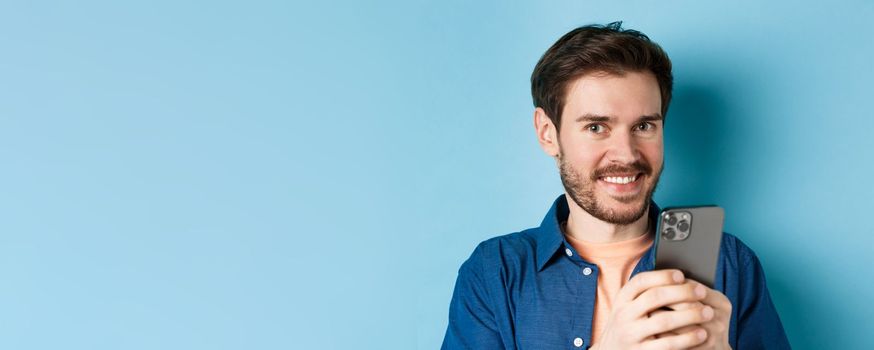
[574,113,664,123]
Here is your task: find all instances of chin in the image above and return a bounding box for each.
[600,186,649,205]
[595,193,651,224]
[607,200,648,215]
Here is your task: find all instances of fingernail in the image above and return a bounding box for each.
[702,306,714,319]
[673,271,684,282]
[697,329,707,341]
[695,285,706,298]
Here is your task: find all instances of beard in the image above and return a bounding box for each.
[558,151,663,225]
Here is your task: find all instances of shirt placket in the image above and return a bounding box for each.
[563,243,599,349]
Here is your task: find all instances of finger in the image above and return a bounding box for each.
[664,301,703,311]
[699,284,732,313]
[638,305,715,338]
[647,308,670,325]
[657,324,699,338]
[618,269,685,304]
[647,307,702,339]
[629,282,707,318]
[649,308,671,318]
[647,301,701,320]
[651,324,699,342]
[640,328,708,350]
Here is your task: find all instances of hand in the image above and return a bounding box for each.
[590,269,714,350]
[655,282,732,350]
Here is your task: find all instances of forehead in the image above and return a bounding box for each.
[562,71,662,123]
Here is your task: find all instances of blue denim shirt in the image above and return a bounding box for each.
[442,194,790,349]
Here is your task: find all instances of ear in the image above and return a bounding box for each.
[534,107,561,158]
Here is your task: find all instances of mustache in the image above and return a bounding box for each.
[591,161,652,180]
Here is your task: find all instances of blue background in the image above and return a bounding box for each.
[1,1,871,349]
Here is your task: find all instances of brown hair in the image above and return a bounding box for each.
[530,21,673,132]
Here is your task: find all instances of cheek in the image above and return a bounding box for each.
[561,143,604,168]
[640,143,664,165]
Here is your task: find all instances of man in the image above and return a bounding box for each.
[441,22,789,349]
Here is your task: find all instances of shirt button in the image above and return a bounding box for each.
[582,267,593,276]
[565,248,573,257]
[573,337,584,347]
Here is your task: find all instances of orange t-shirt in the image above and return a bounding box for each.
[564,228,654,345]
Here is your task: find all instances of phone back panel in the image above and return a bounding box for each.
[654,206,724,287]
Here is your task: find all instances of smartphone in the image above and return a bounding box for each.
[654,206,724,288]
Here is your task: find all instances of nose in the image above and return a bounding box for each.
[605,131,640,164]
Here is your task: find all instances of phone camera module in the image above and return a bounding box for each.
[662,210,693,241]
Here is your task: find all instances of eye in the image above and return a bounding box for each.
[586,124,606,134]
[635,122,655,132]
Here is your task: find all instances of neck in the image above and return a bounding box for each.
[563,195,651,244]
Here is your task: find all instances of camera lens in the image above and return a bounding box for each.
[663,228,676,240]
[677,220,690,232]
[666,214,678,226]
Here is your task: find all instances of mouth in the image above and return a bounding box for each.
[597,172,644,195]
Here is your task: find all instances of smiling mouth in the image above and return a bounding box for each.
[598,173,643,185]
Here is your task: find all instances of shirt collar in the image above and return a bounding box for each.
[534,194,661,272]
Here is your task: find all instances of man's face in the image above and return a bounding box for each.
[556,71,664,225]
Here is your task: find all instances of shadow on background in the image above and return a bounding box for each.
[661,84,732,204]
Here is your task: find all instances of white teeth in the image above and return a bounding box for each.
[602,175,637,184]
